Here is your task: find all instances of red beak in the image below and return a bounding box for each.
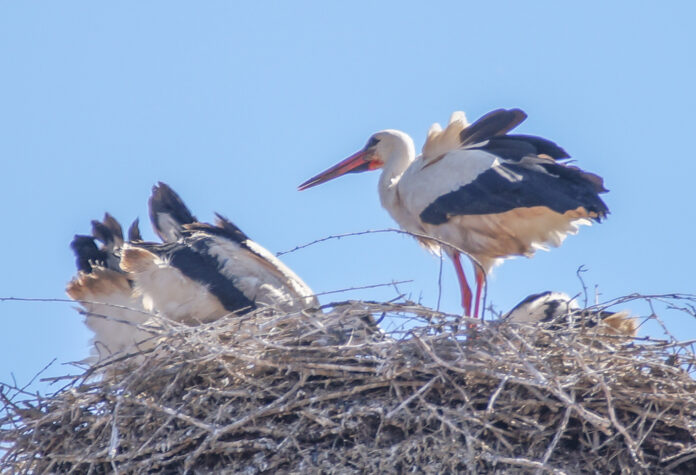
[298,149,371,191]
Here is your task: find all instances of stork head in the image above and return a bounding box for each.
[298,130,414,191]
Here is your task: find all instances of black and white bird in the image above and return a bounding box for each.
[67,215,150,360]
[68,183,318,358]
[299,109,608,318]
[504,291,637,337]
[122,183,318,323]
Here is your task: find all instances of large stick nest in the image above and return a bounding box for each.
[2,299,696,473]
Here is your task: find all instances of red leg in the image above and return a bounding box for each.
[473,266,486,319]
[451,252,473,316]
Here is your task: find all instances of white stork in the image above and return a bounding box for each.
[122,183,318,323]
[299,109,608,318]
[67,215,151,360]
[68,183,318,359]
[505,291,637,337]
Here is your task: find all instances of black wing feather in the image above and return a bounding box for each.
[149,182,198,242]
[505,134,570,159]
[128,218,143,242]
[471,134,569,161]
[70,235,107,273]
[459,109,527,146]
[420,163,609,225]
[91,213,124,248]
[182,214,250,247]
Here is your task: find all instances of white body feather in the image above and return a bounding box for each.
[67,267,151,362]
[205,233,317,311]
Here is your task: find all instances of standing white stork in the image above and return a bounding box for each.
[299,109,608,318]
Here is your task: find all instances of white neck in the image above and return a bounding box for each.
[376,130,416,212]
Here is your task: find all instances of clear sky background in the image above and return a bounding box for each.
[1,2,695,395]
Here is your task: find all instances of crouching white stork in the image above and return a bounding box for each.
[299,108,608,318]
[505,291,637,337]
[67,182,318,359]
[122,183,318,322]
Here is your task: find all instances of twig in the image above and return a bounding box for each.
[576,265,589,308]
[386,376,438,419]
[0,296,155,317]
[312,280,413,297]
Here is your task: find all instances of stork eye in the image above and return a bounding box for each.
[366,137,380,149]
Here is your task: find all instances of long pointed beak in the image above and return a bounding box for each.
[298,149,370,191]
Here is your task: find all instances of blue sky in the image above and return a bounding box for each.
[1,2,695,395]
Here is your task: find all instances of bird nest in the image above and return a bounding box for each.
[2,298,696,474]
